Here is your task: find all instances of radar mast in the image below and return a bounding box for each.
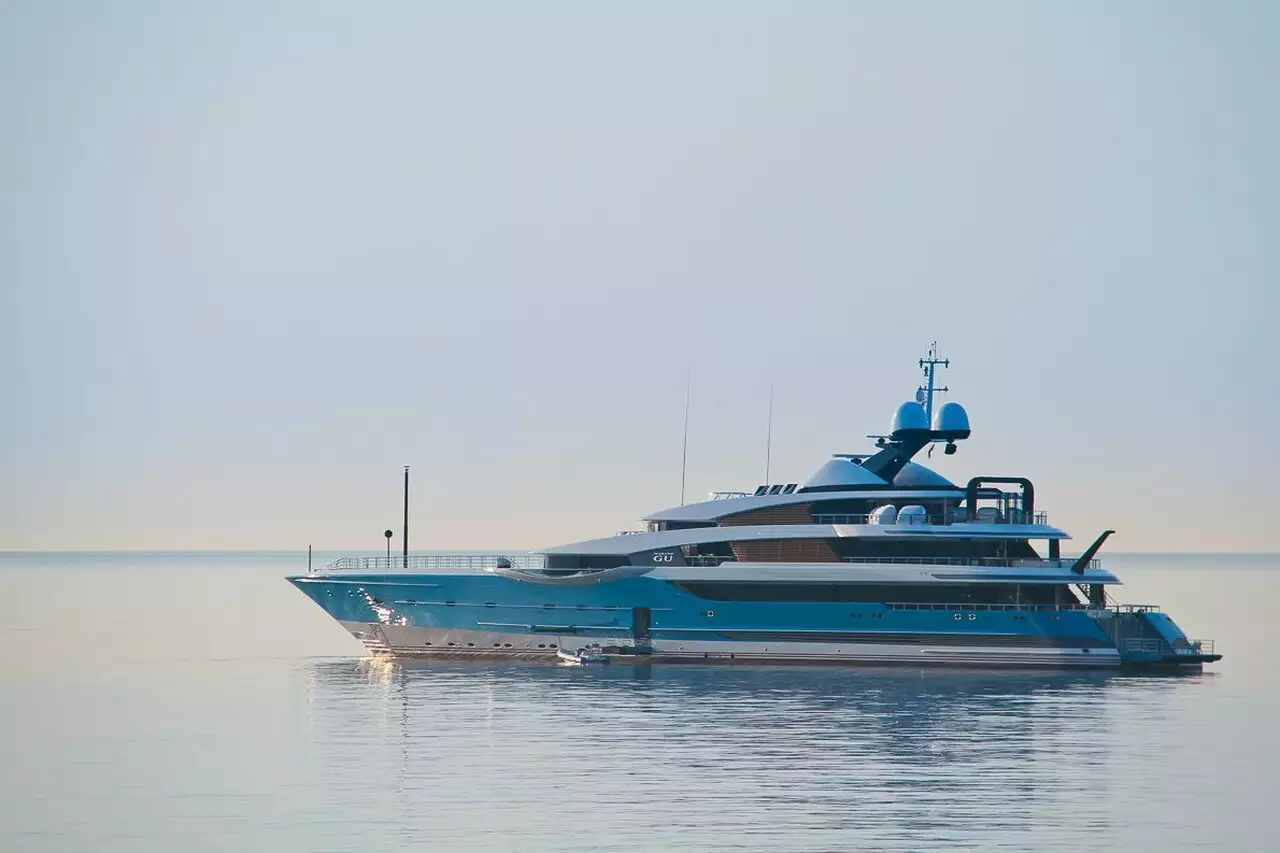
[917,341,950,427]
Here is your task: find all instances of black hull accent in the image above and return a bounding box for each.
[1123,652,1223,670]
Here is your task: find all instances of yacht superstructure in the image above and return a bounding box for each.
[289,347,1220,670]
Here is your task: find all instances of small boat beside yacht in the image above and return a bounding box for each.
[556,645,611,666]
[289,346,1220,671]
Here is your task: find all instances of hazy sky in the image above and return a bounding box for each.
[2,2,1276,552]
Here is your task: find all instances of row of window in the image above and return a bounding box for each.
[424,641,559,649]
[670,581,1076,605]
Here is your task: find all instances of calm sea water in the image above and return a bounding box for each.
[1,551,1276,852]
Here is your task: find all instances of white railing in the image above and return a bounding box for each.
[1121,637,1215,655]
[320,553,1098,573]
[884,602,1180,617]
[676,555,1100,569]
[839,556,1101,570]
[323,554,546,573]
[814,511,1049,526]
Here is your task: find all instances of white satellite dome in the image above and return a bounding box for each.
[891,401,929,436]
[869,505,898,525]
[802,457,888,490]
[931,401,971,439]
[897,504,929,525]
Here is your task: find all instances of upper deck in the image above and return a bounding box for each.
[314,348,1099,584]
[316,552,1108,579]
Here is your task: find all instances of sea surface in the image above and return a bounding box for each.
[1,551,1276,852]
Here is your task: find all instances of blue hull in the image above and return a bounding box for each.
[286,572,1165,669]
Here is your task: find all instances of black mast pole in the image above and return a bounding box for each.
[402,465,410,569]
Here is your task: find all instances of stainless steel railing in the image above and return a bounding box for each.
[884,601,1170,615]
[678,555,1100,569]
[814,511,1049,526]
[839,556,1101,569]
[1121,637,1215,655]
[323,554,546,573]
[322,553,1099,572]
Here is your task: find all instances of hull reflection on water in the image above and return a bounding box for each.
[301,659,1205,849]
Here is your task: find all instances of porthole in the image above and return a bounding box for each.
[542,603,556,610]
[466,642,475,647]
[425,641,433,646]
[968,614,976,621]
[502,643,512,648]
[702,610,715,618]
[549,644,557,649]
[447,642,456,647]
[954,613,962,620]
[485,602,497,608]
[445,601,456,607]
[537,644,546,649]
[493,643,502,648]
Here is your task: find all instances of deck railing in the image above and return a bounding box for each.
[839,556,1101,570]
[323,554,546,573]
[814,511,1049,526]
[886,601,1093,612]
[1121,637,1215,655]
[681,555,1100,569]
[883,601,1174,616]
[322,554,1102,572]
